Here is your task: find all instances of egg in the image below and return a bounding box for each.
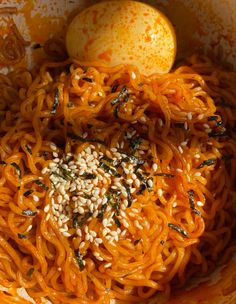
[66,0,176,75]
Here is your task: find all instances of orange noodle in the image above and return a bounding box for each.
[0,54,235,303]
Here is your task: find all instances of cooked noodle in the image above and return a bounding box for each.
[0,54,235,304]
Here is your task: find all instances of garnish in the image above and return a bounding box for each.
[208,130,226,137]
[51,89,60,115]
[58,166,73,180]
[77,212,93,227]
[11,163,22,179]
[207,116,218,121]
[83,193,93,199]
[22,210,37,217]
[197,159,217,169]
[18,233,27,239]
[187,190,201,216]
[99,162,121,177]
[168,223,188,238]
[111,86,129,118]
[67,133,106,145]
[111,86,129,106]
[215,121,223,127]
[122,181,132,207]
[75,250,85,271]
[97,204,107,220]
[82,77,93,83]
[72,213,79,229]
[34,180,49,191]
[128,137,142,150]
[155,173,174,178]
[111,84,119,93]
[113,215,121,228]
[106,192,121,213]
[32,43,42,49]
[174,123,185,129]
[216,100,233,108]
[80,173,96,180]
[137,183,146,195]
[222,155,234,161]
[26,268,34,276]
[25,145,32,155]
[23,190,34,197]
[100,155,113,163]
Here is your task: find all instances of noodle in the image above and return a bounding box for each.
[0,54,235,304]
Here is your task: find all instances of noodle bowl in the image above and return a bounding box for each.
[0,54,235,303]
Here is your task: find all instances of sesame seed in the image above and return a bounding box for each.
[147,179,153,188]
[157,118,163,127]
[62,231,71,237]
[45,213,50,221]
[195,154,201,159]
[187,112,192,120]
[157,189,163,197]
[173,202,177,208]
[176,168,183,173]
[50,144,57,151]
[124,168,129,175]
[26,225,32,232]
[198,114,204,120]
[110,231,118,237]
[79,242,85,249]
[122,190,128,198]
[93,210,99,218]
[90,230,97,238]
[152,163,158,171]
[203,124,210,129]
[95,238,103,244]
[123,200,129,208]
[44,205,50,213]
[184,122,188,130]
[135,179,140,188]
[130,188,136,194]
[140,116,146,123]
[53,152,58,158]
[96,256,104,261]
[123,221,129,228]
[53,158,60,163]
[83,133,88,139]
[104,263,112,268]
[131,71,136,79]
[33,195,39,202]
[197,201,204,207]
[194,172,201,177]
[76,229,82,237]
[41,167,48,174]
[181,141,188,147]
[121,229,127,237]
[178,146,184,154]
[127,179,133,185]
[134,220,143,230]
